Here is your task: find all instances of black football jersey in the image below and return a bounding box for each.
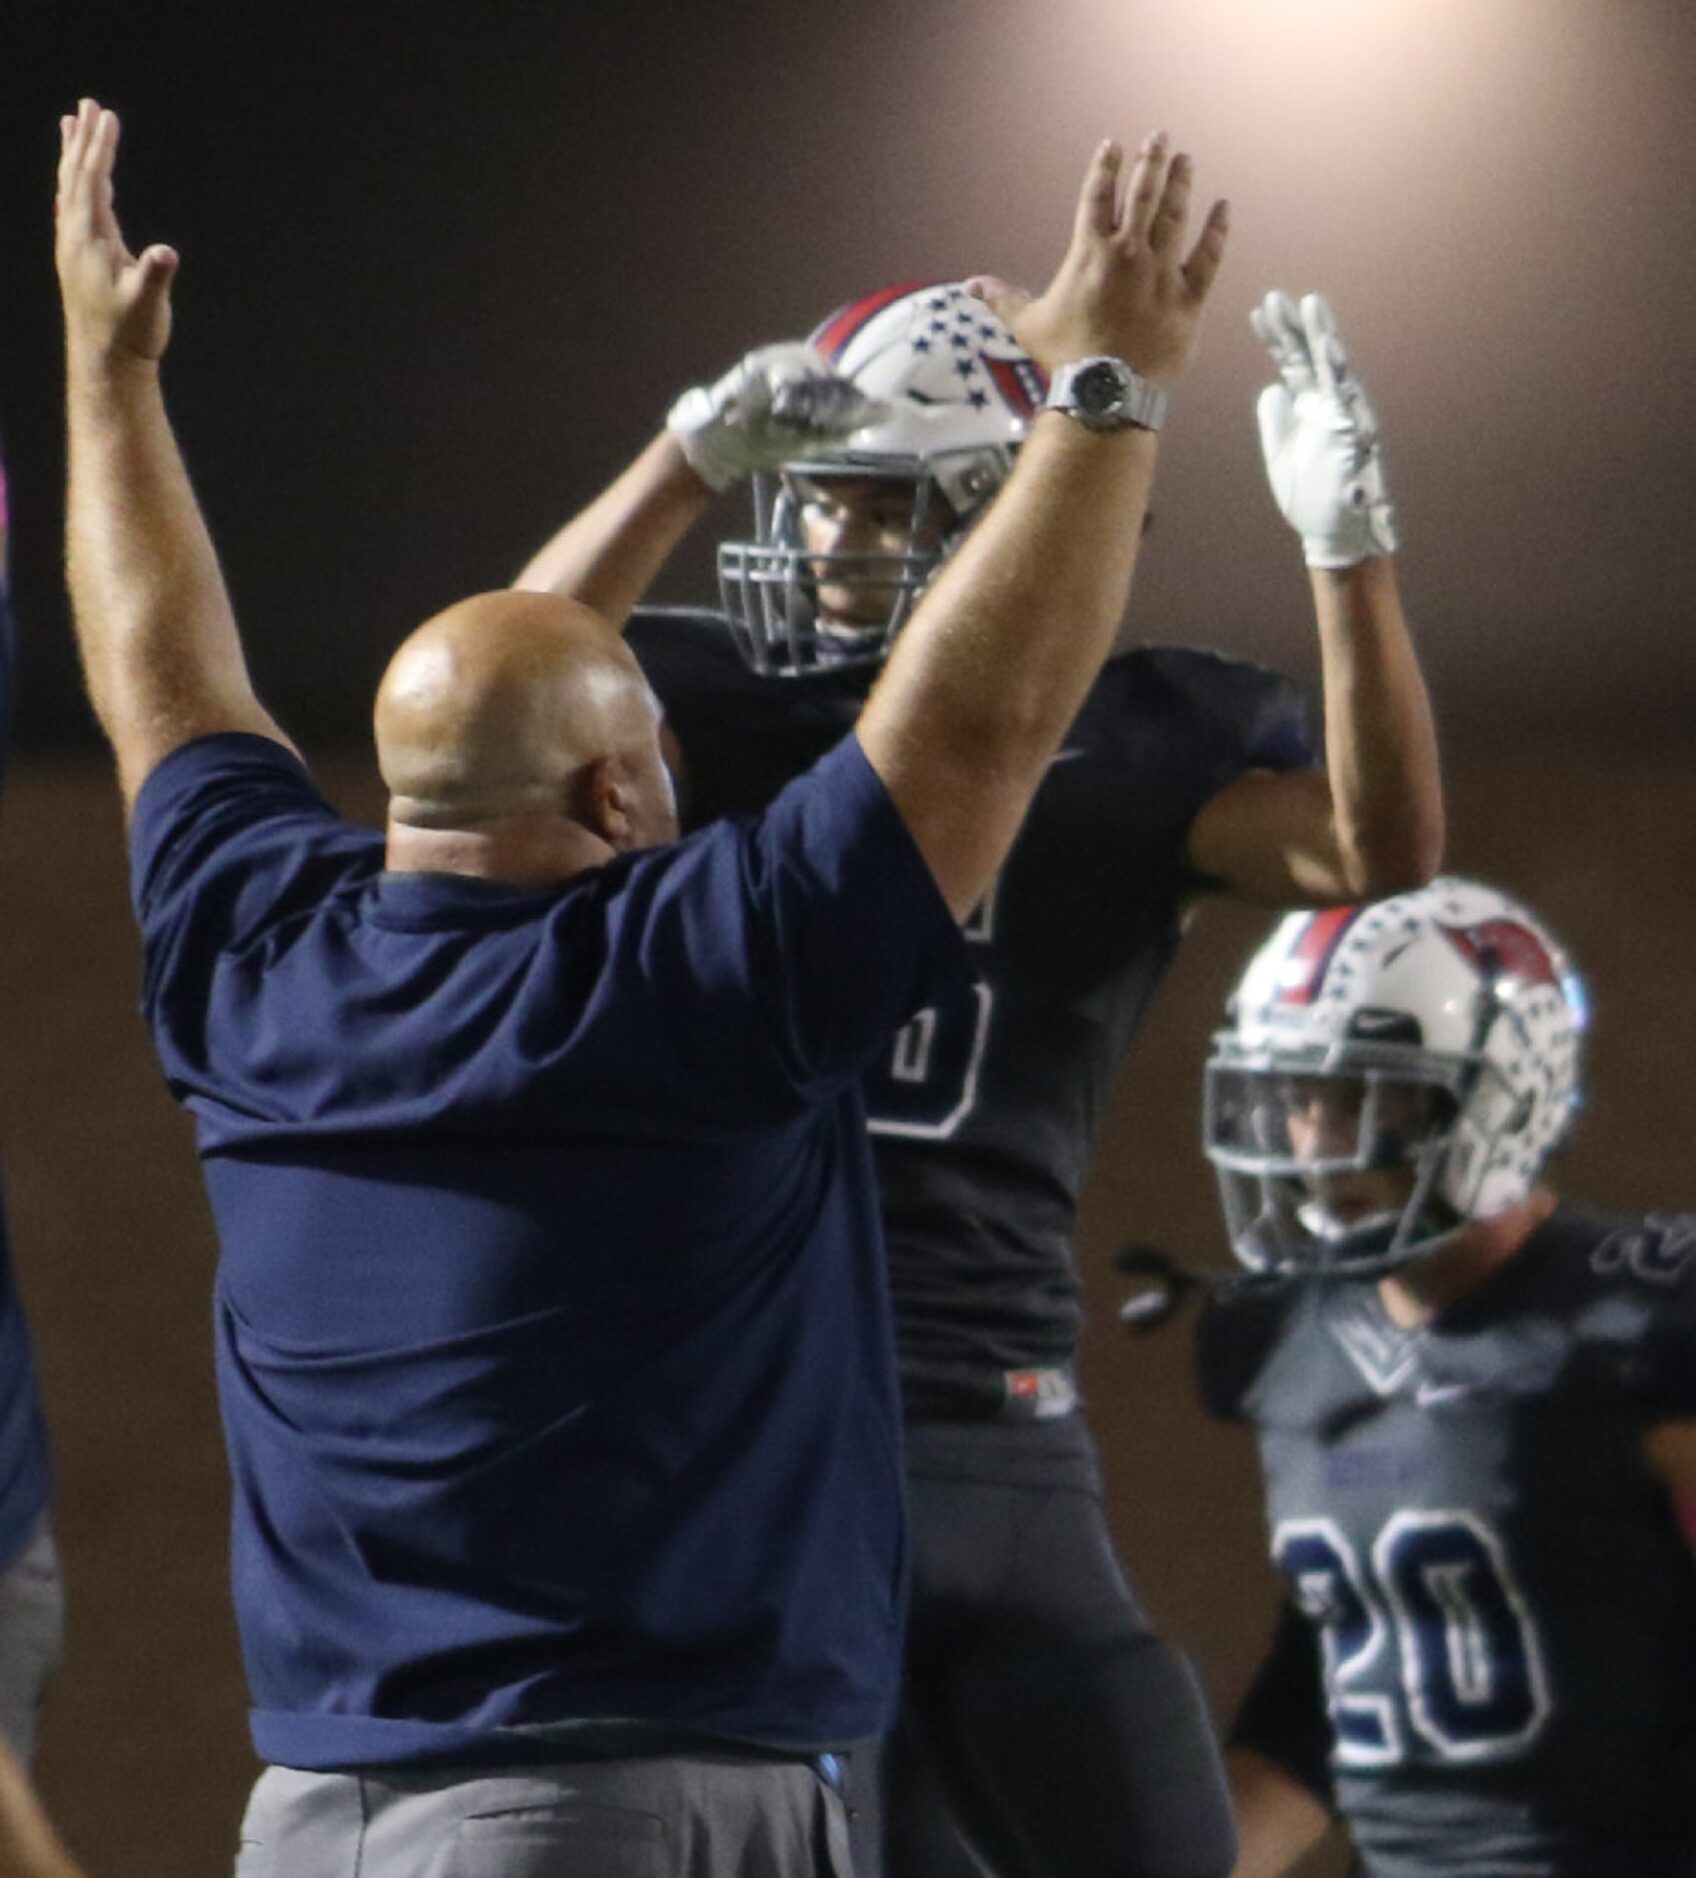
[628,607,1314,1422]
[1201,1206,1696,1876]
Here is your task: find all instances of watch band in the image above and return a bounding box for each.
[1043,357,1167,434]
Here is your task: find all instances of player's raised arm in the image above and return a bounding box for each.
[1225,1747,1334,1878]
[1644,1410,1696,1563]
[1223,1598,1340,1877]
[0,1736,87,1878]
[513,345,880,630]
[857,134,1230,918]
[1186,292,1442,904]
[57,99,294,812]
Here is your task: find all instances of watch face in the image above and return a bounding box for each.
[1076,359,1129,416]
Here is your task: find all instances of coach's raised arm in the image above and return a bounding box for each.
[859,131,1227,915]
[56,102,296,810]
[55,95,1227,1875]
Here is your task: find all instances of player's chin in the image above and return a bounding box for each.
[816,591,892,633]
[1310,1180,1394,1227]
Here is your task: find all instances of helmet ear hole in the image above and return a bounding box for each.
[956,463,998,506]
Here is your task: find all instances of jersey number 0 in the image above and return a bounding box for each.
[866,889,996,1141]
[865,981,994,1140]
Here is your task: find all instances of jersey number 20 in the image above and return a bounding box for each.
[1274,1511,1550,1766]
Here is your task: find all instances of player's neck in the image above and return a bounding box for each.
[1377,1188,1558,1329]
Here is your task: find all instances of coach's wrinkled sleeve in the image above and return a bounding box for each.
[130,733,381,1025]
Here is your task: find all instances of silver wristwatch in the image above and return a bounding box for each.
[1043,357,1166,434]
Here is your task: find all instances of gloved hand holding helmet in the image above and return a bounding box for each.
[665,343,886,494]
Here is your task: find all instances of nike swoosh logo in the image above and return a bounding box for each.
[1414,1381,1473,1408]
[1049,748,1089,767]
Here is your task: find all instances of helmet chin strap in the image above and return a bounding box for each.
[814,616,890,652]
[1290,1150,1465,1276]
[1296,1199,1402,1245]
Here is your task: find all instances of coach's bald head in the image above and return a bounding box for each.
[376,591,677,881]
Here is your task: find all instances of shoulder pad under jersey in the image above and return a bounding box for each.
[1115,644,1316,777]
[1196,1278,1305,1423]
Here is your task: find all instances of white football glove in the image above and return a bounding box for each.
[665,343,886,494]
[1251,291,1398,569]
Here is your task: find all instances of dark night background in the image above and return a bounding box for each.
[1,3,1694,1872]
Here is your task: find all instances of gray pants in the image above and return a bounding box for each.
[235,1752,857,1877]
[0,1515,63,1766]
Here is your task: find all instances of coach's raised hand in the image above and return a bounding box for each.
[57,98,290,808]
[56,98,179,367]
[968,134,1229,388]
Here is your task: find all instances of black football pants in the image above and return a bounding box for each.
[861,1432,1235,1878]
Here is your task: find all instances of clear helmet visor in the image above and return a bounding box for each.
[1205,1055,1465,1277]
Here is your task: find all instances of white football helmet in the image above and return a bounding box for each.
[718,281,1046,676]
[1205,878,1586,1277]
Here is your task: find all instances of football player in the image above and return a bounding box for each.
[515,279,1443,1875]
[1200,879,1696,1876]
[0,445,64,1766]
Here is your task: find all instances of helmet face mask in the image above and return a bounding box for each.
[719,283,1045,678]
[719,462,956,676]
[1207,1049,1467,1278]
[1204,881,1586,1280]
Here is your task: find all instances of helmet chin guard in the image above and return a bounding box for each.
[719,282,1044,677]
[1205,879,1586,1279]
